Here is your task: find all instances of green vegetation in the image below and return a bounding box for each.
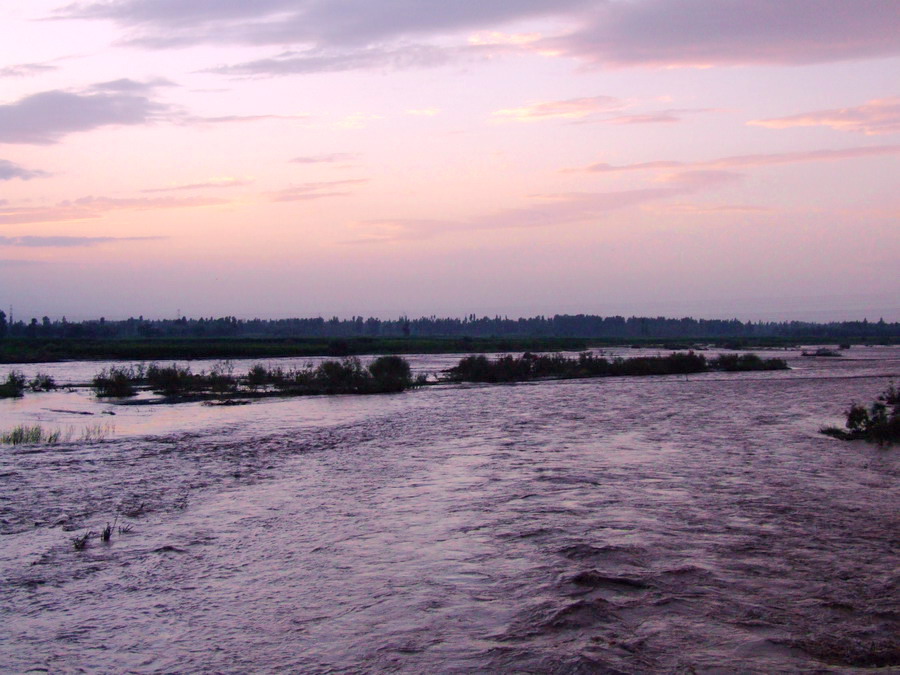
[28,372,56,391]
[0,370,26,398]
[91,356,421,402]
[1,424,61,445]
[710,353,790,371]
[0,336,594,364]
[0,422,114,445]
[92,365,142,397]
[822,384,899,445]
[444,351,787,383]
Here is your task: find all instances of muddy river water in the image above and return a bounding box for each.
[1,348,898,672]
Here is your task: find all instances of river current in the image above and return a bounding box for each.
[1,347,898,672]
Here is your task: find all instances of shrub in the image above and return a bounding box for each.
[28,372,56,391]
[822,383,899,445]
[147,363,194,395]
[368,355,412,392]
[92,366,139,397]
[207,361,237,394]
[0,370,27,398]
[315,357,367,391]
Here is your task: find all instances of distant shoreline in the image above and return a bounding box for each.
[2,335,896,364]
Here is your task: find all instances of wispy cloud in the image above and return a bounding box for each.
[349,169,736,243]
[492,96,624,122]
[645,203,771,215]
[51,0,900,80]
[267,179,367,202]
[493,98,715,125]
[187,113,312,125]
[0,195,227,225]
[749,97,900,135]
[290,153,360,164]
[570,144,900,173]
[141,178,253,193]
[57,0,588,49]
[0,235,164,247]
[541,0,900,68]
[0,159,48,181]
[0,61,59,78]
[0,79,171,144]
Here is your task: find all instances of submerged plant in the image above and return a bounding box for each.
[72,531,92,551]
[79,422,115,442]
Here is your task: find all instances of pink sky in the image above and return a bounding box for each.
[1,0,898,321]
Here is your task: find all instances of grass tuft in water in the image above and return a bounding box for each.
[1,424,62,445]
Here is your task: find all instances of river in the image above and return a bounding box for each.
[1,347,898,672]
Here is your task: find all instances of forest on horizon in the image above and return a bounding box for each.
[1,310,897,341]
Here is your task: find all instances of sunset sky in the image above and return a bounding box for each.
[1,1,898,322]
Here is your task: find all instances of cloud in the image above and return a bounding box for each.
[291,153,360,164]
[56,1,900,75]
[492,96,624,122]
[0,79,171,144]
[0,62,59,78]
[645,203,771,215]
[749,97,900,135]
[542,0,900,68]
[57,0,589,49]
[267,179,367,202]
[187,113,311,125]
[349,169,734,243]
[141,178,253,193]
[572,144,900,173]
[0,235,164,247]
[0,159,48,181]
[494,99,715,125]
[206,43,513,77]
[0,195,226,225]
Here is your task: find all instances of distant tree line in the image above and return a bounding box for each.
[0,309,896,340]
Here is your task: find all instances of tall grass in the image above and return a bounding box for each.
[0,422,115,445]
[1,425,62,445]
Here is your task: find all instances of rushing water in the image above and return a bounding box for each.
[1,348,898,672]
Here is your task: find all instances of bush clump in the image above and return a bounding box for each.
[711,353,789,371]
[445,350,792,383]
[28,372,56,391]
[0,371,27,398]
[92,365,141,397]
[368,355,414,392]
[822,383,899,445]
[147,363,195,395]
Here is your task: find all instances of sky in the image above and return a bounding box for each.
[1,0,898,322]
